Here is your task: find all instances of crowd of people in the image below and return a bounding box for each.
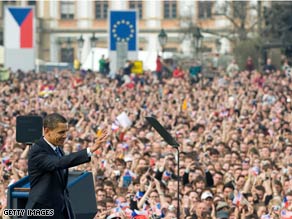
[0,55,292,219]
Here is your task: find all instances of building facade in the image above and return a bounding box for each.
[0,0,268,68]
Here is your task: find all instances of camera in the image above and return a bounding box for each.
[201,211,211,218]
[272,205,280,211]
[146,175,152,181]
[285,67,291,77]
[206,136,213,142]
[150,214,160,219]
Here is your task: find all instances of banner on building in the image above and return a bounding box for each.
[109,10,137,51]
[4,6,35,71]
[109,10,138,73]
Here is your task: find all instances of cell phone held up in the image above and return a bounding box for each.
[122,175,132,188]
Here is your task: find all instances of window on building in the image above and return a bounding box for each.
[0,32,3,46]
[1,0,17,18]
[60,1,74,20]
[233,1,247,19]
[2,0,16,6]
[213,1,225,15]
[95,0,108,19]
[198,1,213,19]
[163,1,177,19]
[27,0,37,17]
[166,47,177,52]
[28,0,36,6]
[60,48,74,63]
[129,1,142,19]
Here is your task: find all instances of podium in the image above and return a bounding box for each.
[7,171,97,219]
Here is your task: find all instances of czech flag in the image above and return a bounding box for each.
[132,210,148,219]
[232,192,243,207]
[134,191,145,201]
[163,171,171,180]
[260,214,270,219]
[101,160,107,169]
[283,196,289,209]
[111,120,120,132]
[281,209,292,219]
[5,7,33,49]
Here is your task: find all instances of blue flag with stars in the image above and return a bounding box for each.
[110,10,137,51]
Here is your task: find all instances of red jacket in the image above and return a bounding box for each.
[156,57,162,72]
[173,68,184,78]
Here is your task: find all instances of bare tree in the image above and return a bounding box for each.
[179,1,260,43]
[212,1,258,42]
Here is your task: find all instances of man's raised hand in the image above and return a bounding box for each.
[90,129,109,153]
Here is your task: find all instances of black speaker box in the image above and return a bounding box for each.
[16,116,43,143]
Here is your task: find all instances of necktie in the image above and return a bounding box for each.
[55,147,62,157]
[55,147,66,176]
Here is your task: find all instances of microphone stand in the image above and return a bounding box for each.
[145,116,180,218]
[175,147,180,219]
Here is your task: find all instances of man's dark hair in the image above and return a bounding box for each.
[214,171,224,177]
[216,141,227,147]
[104,196,114,204]
[104,180,115,189]
[96,188,107,195]
[223,181,235,191]
[245,214,259,219]
[255,185,265,193]
[236,175,245,181]
[132,177,140,185]
[209,148,219,156]
[231,151,240,158]
[115,158,126,167]
[243,193,252,199]
[96,201,106,208]
[274,180,282,188]
[193,175,205,184]
[43,113,67,130]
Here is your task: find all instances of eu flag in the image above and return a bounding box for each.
[110,10,137,51]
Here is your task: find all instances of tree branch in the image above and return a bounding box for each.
[247,20,259,32]
[202,29,235,41]
[224,13,240,29]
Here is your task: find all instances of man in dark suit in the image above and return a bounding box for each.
[24,113,108,219]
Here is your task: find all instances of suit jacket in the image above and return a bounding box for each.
[23,137,91,219]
